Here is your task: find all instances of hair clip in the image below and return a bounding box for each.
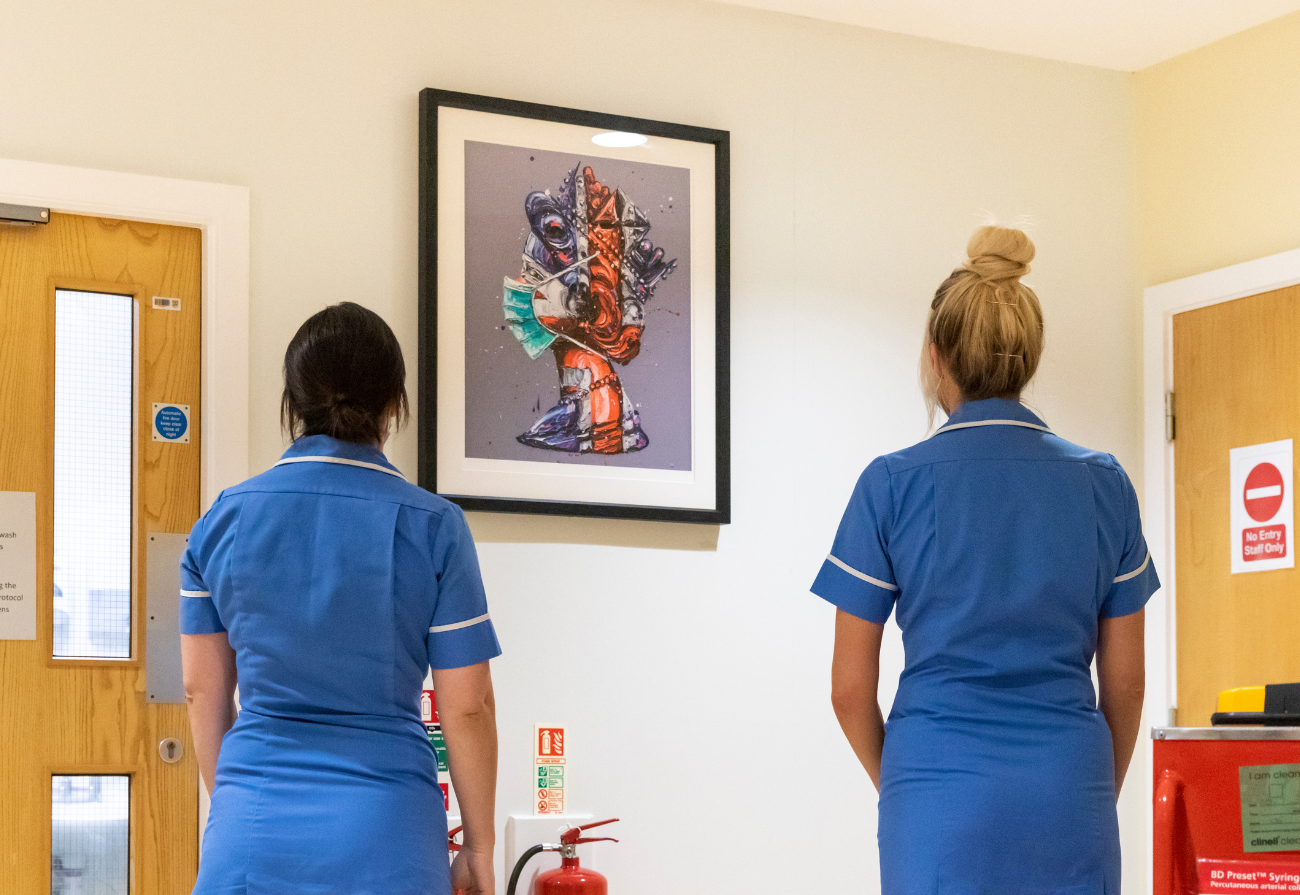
[985,299,1018,305]
[996,353,1023,358]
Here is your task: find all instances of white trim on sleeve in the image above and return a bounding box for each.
[827,554,898,591]
[429,612,491,634]
[1113,551,1151,584]
[274,455,406,480]
[180,589,211,598]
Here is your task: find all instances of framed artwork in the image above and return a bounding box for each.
[418,89,730,524]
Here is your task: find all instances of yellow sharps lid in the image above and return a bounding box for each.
[1218,686,1266,713]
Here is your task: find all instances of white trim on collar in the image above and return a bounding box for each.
[273,455,405,480]
[935,419,1051,436]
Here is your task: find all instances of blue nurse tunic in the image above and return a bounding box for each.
[812,398,1159,895]
[180,435,501,895]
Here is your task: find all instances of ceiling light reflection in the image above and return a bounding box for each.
[591,132,648,148]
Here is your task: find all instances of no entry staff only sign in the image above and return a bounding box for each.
[1230,439,1294,575]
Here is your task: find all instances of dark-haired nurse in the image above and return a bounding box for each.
[180,302,500,895]
[814,227,1158,894]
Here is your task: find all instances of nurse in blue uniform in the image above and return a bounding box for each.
[814,226,1158,894]
[181,302,501,895]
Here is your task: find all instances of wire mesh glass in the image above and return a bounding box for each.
[51,775,130,895]
[53,290,134,659]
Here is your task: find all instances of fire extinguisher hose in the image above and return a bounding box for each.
[505,844,548,895]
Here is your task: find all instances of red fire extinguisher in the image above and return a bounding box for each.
[506,817,620,895]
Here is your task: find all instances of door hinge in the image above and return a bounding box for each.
[1165,392,1176,442]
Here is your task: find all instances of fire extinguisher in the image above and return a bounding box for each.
[506,817,620,895]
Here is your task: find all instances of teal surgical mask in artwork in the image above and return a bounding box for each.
[501,278,557,360]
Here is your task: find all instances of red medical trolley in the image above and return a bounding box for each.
[1153,727,1300,895]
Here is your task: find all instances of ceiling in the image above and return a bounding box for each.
[709,0,1300,71]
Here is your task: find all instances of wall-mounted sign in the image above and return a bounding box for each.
[152,403,190,444]
[534,724,567,815]
[1231,440,1294,574]
[0,492,36,640]
[422,688,451,810]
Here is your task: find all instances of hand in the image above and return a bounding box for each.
[450,845,494,895]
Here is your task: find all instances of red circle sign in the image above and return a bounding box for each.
[1244,462,1285,522]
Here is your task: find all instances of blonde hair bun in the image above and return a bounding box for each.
[920,224,1045,426]
[964,225,1034,284]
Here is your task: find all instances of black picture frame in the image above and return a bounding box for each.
[418,88,730,524]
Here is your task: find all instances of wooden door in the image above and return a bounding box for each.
[0,212,202,893]
[1173,284,1300,726]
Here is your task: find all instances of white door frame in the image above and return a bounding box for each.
[0,157,250,506]
[1142,246,1300,723]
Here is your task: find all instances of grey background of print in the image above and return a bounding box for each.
[461,140,693,471]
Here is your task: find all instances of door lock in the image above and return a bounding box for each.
[159,737,184,764]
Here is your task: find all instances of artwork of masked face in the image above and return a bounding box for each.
[502,164,676,455]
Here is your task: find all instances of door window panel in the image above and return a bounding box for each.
[53,289,134,659]
[51,775,130,895]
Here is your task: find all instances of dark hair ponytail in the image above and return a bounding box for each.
[280,302,410,445]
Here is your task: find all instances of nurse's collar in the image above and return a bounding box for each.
[935,398,1049,435]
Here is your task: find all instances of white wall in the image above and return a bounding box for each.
[1,2,1143,892]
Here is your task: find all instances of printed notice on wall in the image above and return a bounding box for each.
[1240,763,1300,853]
[534,724,567,815]
[1231,440,1295,574]
[0,492,36,640]
[422,688,453,811]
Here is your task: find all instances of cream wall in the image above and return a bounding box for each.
[1,2,1144,892]
[1138,9,1300,287]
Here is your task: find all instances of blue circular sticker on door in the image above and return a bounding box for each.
[154,405,188,440]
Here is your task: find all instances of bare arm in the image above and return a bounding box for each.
[434,661,498,895]
[181,632,238,796]
[1097,608,1145,796]
[831,609,887,791]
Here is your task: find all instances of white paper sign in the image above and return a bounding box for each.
[1230,439,1294,574]
[0,492,37,639]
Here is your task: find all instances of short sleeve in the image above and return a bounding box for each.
[179,511,226,635]
[1101,463,1161,619]
[427,506,502,670]
[811,458,898,624]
